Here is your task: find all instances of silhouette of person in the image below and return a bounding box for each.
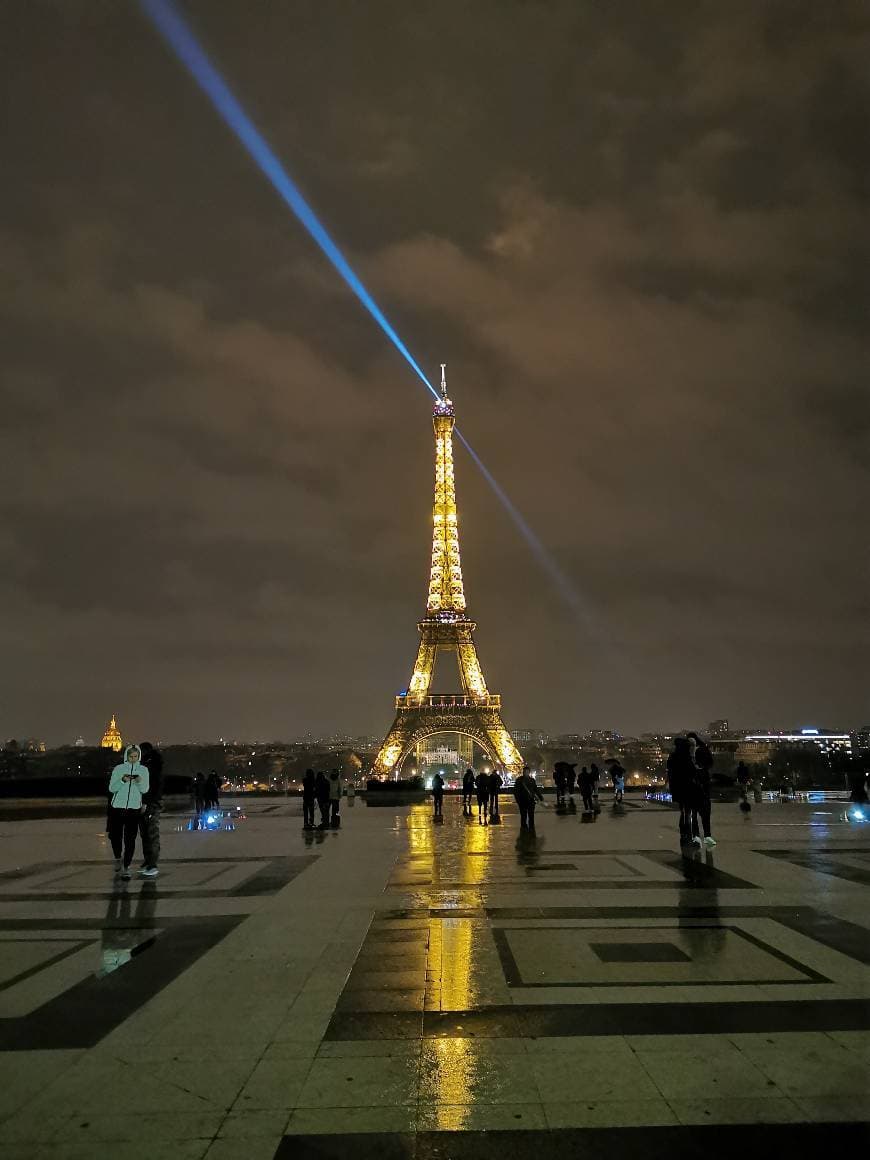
[432,771,444,817]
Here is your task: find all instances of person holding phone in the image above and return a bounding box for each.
[108,744,149,878]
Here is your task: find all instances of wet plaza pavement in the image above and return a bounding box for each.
[0,792,867,1157]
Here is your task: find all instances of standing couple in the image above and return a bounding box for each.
[107,742,163,878]
[666,732,716,848]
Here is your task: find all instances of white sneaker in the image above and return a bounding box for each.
[704,836,717,847]
[139,866,159,878]
[692,837,702,847]
[120,868,132,880]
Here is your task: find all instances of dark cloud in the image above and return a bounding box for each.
[0,0,867,744]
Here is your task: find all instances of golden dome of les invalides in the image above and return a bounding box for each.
[100,714,123,752]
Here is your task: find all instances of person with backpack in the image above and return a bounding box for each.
[462,768,475,816]
[432,771,445,818]
[301,768,316,829]
[475,768,491,825]
[513,766,544,831]
[108,744,149,879]
[138,741,163,878]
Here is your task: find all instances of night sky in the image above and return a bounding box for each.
[1,1,867,747]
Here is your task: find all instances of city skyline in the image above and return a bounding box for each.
[1,3,867,745]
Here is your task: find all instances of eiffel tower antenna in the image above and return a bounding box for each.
[373,371,523,779]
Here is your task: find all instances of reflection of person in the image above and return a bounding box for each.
[432,772,444,817]
[514,766,543,831]
[138,741,163,879]
[108,745,149,879]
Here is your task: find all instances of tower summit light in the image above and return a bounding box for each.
[373,368,523,779]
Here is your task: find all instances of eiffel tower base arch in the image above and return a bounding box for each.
[373,700,523,780]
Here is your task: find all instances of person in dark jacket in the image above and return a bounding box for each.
[514,766,544,831]
[475,769,491,824]
[462,768,475,816]
[205,771,221,810]
[432,771,445,818]
[688,733,715,847]
[315,771,331,829]
[666,738,694,845]
[553,763,567,805]
[193,772,206,818]
[302,768,316,829]
[138,741,163,878]
[567,765,577,797]
[578,765,595,812]
[488,768,503,820]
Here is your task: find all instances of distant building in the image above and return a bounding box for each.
[100,714,124,752]
[742,727,851,757]
[585,729,620,746]
[510,728,548,746]
[852,727,870,757]
[74,736,86,747]
[707,719,730,739]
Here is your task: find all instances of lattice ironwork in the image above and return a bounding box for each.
[373,367,523,779]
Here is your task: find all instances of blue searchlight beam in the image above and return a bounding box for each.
[139,0,599,637]
[139,0,437,403]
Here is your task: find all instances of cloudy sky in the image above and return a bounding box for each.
[1,1,867,746]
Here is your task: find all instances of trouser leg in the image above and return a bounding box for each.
[141,804,161,866]
[122,811,139,867]
[700,796,712,838]
[528,804,536,830]
[108,809,123,859]
[491,793,498,817]
[518,801,528,828]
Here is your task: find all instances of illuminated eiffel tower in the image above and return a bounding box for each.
[373,367,523,779]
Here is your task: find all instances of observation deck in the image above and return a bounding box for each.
[395,693,502,711]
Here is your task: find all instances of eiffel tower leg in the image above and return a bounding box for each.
[373,714,413,778]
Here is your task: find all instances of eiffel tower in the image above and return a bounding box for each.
[373,366,523,779]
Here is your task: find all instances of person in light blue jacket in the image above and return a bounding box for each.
[108,744,149,879]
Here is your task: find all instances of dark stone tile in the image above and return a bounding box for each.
[756,849,870,887]
[337,988,425,1012]
[324,1010,423,1040]
[590,941,691,963]
[422,1008,523,1038]
[0,916,242,1051]
[275,1132,414,1160]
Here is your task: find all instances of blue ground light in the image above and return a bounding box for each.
[139,0,597,632]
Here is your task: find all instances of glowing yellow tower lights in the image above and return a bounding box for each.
[373,367,523,778]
